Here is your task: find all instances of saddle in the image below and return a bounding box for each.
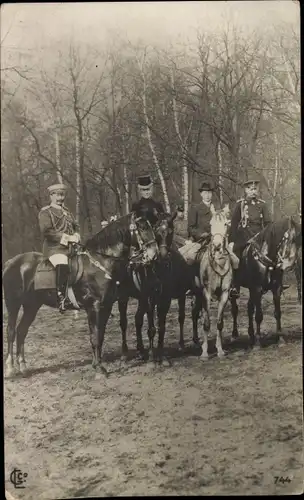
[34,254,84,290]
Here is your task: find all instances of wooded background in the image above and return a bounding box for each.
[1,20,300,260]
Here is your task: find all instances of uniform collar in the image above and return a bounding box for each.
[50,202,64,210]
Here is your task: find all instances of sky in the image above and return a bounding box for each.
[1,1,300,56]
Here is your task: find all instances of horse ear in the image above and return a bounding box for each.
[223,203,230,216]
[210,203,216,215]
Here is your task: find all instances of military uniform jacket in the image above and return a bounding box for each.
[173,218,188,246]
[131,197,164,226]
[229,197,272,249]
[188,201,220,241]
[38,204,79,258]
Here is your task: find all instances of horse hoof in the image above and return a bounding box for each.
[217,350,227,359]
[19,362,27,375]
[252,345,261,352]
[200,353,209,362]
[94,365,109,378]
[178,343,185,351]
[120,354,128,363]
[277,337,287,347]
[5,366,16,379]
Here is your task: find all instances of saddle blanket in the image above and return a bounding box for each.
[178,242,202,264]
[34,260,80,309]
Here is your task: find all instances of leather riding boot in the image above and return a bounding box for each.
[229,269,240,299]
[55,264,72,313]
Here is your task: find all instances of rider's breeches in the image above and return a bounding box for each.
[49,254,68,267]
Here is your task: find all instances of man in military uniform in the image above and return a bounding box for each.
[38,183,80,313]
[173,203,189,248]
[228,178,272,297]
[131,175,164,226]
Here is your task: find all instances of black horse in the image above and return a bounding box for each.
[230,216,298,348]
[3,213,158,378]
[117,213,179,362]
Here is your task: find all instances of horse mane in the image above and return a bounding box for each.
[253,216,296,259]
[85,214,132,251]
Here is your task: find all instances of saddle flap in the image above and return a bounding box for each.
[34,255,84,291]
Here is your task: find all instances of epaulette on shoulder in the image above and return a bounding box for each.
[40,205,51,211]
[236,198,244,203]
[257,198,265,203]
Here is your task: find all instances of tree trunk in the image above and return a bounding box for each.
[75,130,81,230]
[55,129,63,184]
[137,52,170,212]
[217,140,223,205]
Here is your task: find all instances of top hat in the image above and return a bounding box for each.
[199,181,214,192]
[47,183,67,194]
[137,175,153,188]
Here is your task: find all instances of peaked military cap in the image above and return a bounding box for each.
[47,183,67,193]
[137,175,153,188]
[243,179,260,187]
[199,181,214,192]
[176,203,184,212]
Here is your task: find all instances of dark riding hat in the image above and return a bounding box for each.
[176,203,184,212]
[199,181,214,192]
[137,175,153,189]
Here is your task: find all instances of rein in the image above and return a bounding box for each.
[76,217,157,280]
[207,232,231,278]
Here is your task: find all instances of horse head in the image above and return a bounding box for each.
[129,212,159,263]
[85,213,158,264]
[276,216,298,271]
[154,212,176,258]
[209,204,231,257]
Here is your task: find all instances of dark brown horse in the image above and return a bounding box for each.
[118,212,201,364]
[3,213,158,378]
[230,216,298,348]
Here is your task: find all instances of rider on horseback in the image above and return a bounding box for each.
[173,203,189,248]
[38,183,81,313]
[228,178,272,298]
[131,175,165,226]
[188,181,218,247]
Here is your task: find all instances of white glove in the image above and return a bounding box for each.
[185,239,192,245]
[73,232,81,243]
[228,242,234,252]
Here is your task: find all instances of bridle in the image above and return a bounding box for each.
[208,231,231,277]
[75,216,158,279]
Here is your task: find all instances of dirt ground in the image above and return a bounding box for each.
[4,282,303,498]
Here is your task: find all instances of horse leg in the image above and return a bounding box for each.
[295,260,302,304]
[135,299,146,359]
[254,288,264,348]
[178,294,186,350]
[5,302,21,378]
[216,291,229,358]
[118,298,129,361]
[201,290,211,361]
[156,298,171,365]
[147,300,157,362]
[272,282,286,346]
[192,294,202,347]
[15,299,42,375]
[87,300,111,376]
[247,290,256,347]
[231,294,239,340]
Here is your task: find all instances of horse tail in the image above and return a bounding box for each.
[3,255,26,313]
